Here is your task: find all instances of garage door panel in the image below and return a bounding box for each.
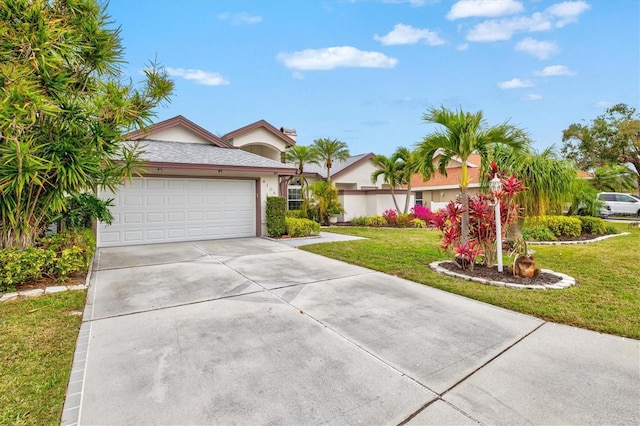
[98,178,256,247]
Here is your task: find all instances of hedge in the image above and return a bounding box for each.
[266,196,287,237]
[285,217,320,237]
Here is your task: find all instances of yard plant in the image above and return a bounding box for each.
[300,224,640,339]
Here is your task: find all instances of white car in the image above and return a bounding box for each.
[598,192,640,216]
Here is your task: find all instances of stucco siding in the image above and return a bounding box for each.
[145,126,213,144]
[231,128,288,152]
[334,162,382,188]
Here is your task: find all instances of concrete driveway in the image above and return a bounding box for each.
[63,237,639,425]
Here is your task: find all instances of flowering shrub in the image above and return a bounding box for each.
[429,172,526,269]
[411,205,433,221]
[382,209,398,225]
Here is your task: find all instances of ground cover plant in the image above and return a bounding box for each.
[300,224,640,339]
[0,291,86,425]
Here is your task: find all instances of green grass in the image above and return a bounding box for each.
[0,291,86,425]
[303,224,640,339]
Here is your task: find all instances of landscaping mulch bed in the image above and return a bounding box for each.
[11,274,86,293]
[438,261,563,285]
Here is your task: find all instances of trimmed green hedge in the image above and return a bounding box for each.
[266,196,286,237]
[578,216,607,235]
[526,215,582,237]
[285,217,320,237]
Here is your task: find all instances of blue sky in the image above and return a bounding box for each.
[107,0,639,157]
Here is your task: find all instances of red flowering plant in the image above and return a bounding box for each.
[382,209,398,225]
[429,169,526,270]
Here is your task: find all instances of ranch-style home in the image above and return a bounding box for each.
[97,116,411,247]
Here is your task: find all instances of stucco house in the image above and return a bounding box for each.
[409,153,483,211]
[290,154,413,221]
[97,115,406,247]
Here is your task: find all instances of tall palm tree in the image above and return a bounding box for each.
[371,154,403,212]
[593,164,637,193]
[416,106,528,243]
[312,138,350,182]
[392,146,420,214]
[285,145,320,198]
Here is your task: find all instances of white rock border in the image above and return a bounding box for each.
[527,232,629,245]
[429,260,576,290]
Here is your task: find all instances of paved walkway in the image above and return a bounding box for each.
[63,236,640,425]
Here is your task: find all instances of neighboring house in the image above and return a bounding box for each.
[97,116,297,247]
[291,154,413,221]
[409,153,483,211]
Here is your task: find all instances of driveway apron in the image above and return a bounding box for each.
[63,237,640,425]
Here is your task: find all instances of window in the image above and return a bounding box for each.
[616,194,635,202]
[415,191,423,207]
[288,179,303,210]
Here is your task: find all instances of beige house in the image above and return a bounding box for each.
[97,116,407,247]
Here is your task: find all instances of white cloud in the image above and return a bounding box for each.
[457,43,469,51]
[467,13,551,42]
[277,46,398,71]
[465,1,590,42]
[546,1,591,27]
[521,93,543,101]
[374,24,444,46]
[515,37,559,60]
[534,65,576,76]
[166,67,229,86]
[498,78,534,89]
[217,12,262,25]
[382,0,438,6]
[593,101,613,108]
[447,0,523,20]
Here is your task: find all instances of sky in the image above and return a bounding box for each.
[106,0,639,157]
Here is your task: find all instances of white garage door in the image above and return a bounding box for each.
[97,177,256,247]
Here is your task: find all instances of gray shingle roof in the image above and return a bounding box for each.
[124,140,295,170]
[301,153,371,178]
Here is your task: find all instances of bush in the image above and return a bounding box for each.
[365,215,387,227]
[349,216,368,226]
[58,192,114,230]
[522,225,557,241]
[0,229,95,293]
[382,209,398,225]
[578,216,607,235]
[266,196,287,237]
[605,225,618,235]
[286,209,305,219]
[411,218,426,228]
[411,205,432,221]
[396,213,413,228]
[285,217,320,237]
[527,215,582,237]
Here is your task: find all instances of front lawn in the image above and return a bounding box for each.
[302,223,640,339]
[0,291,86,425]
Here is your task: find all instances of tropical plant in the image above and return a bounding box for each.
[0,0,174,249]
[309,181,344,224]
[312,138,350,181]
[567,178,605,217]
[429,173,526,270]
[392,147,420,213]
[592,164,637,193]
[483,146,576,217]
[285,145,320,198]
[416,106,528,243]
[56,193,115,230]
[371,154,403,211]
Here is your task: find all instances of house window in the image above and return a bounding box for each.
[415,191,423,207]
[288,179,303,210]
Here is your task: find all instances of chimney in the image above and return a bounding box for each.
[280,127,297,142]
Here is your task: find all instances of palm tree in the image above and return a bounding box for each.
[416,106,528,243]
[285,145,320,198]
[312,138,350,182]
[484,145,576,217]
[392,147,420,214]
[593,164,637,193]
[371,154,403,212]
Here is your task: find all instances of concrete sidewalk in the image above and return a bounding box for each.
[63,237,640,425]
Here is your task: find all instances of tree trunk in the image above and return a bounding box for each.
[460,187,469,245]
[390,188,400,212]
[403,182,412,214]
